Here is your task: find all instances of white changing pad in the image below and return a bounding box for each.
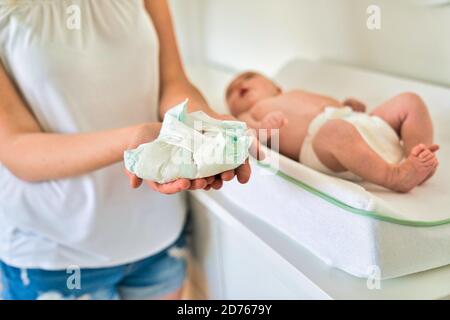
[272,59,450,225]
[186,59,450,279]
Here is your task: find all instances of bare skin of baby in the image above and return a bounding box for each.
[226,72,439,193]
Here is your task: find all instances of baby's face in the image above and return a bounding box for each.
[226,72,281,116]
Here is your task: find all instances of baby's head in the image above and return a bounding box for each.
[226,71,282,117]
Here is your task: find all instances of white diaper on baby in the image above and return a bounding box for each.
[124,100,252,184]
[300,107,404,181]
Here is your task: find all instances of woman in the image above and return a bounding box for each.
[0,0,251,300]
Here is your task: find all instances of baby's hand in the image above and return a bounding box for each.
[261,111,288,129]
[259,112,288,142]
[343,98,367,113]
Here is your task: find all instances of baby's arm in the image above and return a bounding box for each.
[342,97,367,113]
[236,111,262,129]
[238,111,287,144]
[260,111,288,130]
[237,111,287,130]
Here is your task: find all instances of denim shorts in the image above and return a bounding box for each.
[0,230,187,300]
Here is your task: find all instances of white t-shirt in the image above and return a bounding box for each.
[0,0,187,269]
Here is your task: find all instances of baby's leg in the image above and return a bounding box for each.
[371,92,439,183]
[370,92,435,155]
[312,119,437,192]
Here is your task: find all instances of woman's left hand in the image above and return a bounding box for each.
[199,113,263,191]
[143,163,251,195]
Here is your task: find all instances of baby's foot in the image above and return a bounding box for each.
[419,144,440,185]
[389,144,438,193]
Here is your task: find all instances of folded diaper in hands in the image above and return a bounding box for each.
[124,100,252,184]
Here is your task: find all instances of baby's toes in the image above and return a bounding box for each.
[426,159,438,169]
[432,157,439,168]
[411,144,428,157]
[429,144,440,153]
[419,149,433,160]
[422,154,437,167]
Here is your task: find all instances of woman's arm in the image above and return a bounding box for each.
[144,0,220,120]
[140,0,254,189]
[0,62,160,182]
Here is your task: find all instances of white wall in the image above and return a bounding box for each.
[169,0,206,64]
[170,0,450,87]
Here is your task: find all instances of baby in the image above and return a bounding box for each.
[226,71,439,193]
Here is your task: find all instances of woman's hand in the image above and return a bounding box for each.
[124,122,207,193]
[205,114,263,191]
[144,169,247,195]
[147,124,255,193]
[124,121,249,194]
[124,122,160,188]
[124,114,259,195]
